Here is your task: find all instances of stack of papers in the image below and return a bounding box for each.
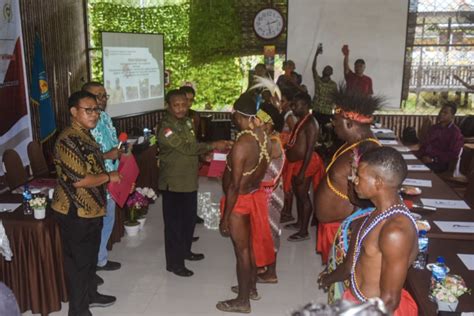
[457,254,474,271]
[379,140,398,145]
[402,178,432,187]
[407,165,430,171]
[394,146,411,152]
[0,203,20,212]
[434,221,474,233]
[402,154,417,160]
[422,199,471,210]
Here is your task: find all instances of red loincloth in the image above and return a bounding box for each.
[220,189,276,267]
[283,152,324,193]
[317,221,341,264]
[343,289,418,316]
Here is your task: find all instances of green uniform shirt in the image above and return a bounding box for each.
[157,113,212,192]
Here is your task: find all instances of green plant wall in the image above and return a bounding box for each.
[88,1,245,110]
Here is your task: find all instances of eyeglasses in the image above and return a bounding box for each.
[95,93,110,100]
[77,106,102,115]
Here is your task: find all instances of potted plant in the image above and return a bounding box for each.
[29,195,47,219]
[125,187,157,233]
[432,274,470,312]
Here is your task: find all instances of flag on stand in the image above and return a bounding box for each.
[30,35,56,142]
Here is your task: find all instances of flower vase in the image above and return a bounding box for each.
[137,217,146,230]
[437,299,459,312]
[124,222,140,236]
[33,207,46,220]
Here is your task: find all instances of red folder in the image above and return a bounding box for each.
[108,154,140,207]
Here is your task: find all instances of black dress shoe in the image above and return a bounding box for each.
[196,216,204,224]
[89,293,116,308]
[186,252,205,261]
[167,267,194,277]
[96,260,121,271]
[94,274,104,286]
[192,236,199,242]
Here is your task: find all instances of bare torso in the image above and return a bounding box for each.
[222,127,271,194]
[286,115,318,162]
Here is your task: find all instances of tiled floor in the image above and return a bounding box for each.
[24,178,326,315]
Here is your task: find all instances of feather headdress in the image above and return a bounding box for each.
[249,75,282,101]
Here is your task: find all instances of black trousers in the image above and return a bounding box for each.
[56,212,102,316]
[161,190,197,270]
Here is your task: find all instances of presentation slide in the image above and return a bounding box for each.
[287,0,408,108]
[102,32,164,117]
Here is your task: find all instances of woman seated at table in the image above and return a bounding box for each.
[417,102,464,173]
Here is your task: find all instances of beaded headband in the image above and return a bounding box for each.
[256,109,273,125]
[334,107,374,124]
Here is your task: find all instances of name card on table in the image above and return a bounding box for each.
[457,254,474,271]
[394,146,411,152]
[407,165,430,171]
[422,199,471,210]
[434,221,474,233]
[379,140,398,145]
[0,203,21,212]
[403,178,432,187]
[402,154,417,160]
[108,154,140,208]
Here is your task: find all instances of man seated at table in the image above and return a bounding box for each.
[319,147,418,315]
[417,102,464,173]
[82,82,122,275]
[52,91,122,316]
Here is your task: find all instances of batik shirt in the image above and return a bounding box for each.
[52,122,106,218]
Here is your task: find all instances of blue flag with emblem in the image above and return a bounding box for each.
[30,35,56,142]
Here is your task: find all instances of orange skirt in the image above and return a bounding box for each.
[220,190,275,267]
[317,221,341,264]
[283,152,324,193]
[343,289,418,316]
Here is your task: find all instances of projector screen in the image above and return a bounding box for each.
[287,0,408,109]
[102,32,164,118]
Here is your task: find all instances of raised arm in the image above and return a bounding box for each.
[378,217,417,313]
[312,46,323,79]
[342,45,351,75]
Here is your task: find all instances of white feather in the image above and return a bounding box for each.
[249,75,281,101]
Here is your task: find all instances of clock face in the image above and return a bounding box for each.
[253,8,284,40]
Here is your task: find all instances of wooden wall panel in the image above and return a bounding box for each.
[20,0,88,160]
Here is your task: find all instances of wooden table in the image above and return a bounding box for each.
[381,139,474,314]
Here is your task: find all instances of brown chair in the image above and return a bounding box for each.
[2,149,29,190]
[27,141,50,177]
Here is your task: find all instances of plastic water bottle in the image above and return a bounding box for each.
[429,256,448,301]
[412,230,428,269]
[22,184,33,215]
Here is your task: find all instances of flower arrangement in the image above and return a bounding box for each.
[29,196,47,210]
[432,274,470,303]
[125,187,157,225]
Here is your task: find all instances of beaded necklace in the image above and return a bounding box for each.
[325,138,381,200]
[350,204,418,302]
[286,113,313,149]
[226,129,270,176]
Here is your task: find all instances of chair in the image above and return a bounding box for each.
[27,141,50,178]
[2,149,29,191]
[464,171,474,208]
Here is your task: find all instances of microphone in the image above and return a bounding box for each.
[118,132,128,150]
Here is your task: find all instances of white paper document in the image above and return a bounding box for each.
[434,221,474,233]
[402,178,432,187]
[0,203,21,212]
[422,199,471,210]
[407,164,430,171]
[402,154,417,160]
[371,128,394,133]
[394,146,411,152]
[379,140,398,145]
[457,254,474,271]
[213,153,227,161]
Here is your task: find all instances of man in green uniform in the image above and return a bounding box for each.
[158,89,231,277]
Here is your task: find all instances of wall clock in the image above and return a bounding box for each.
[253,8,284,40]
